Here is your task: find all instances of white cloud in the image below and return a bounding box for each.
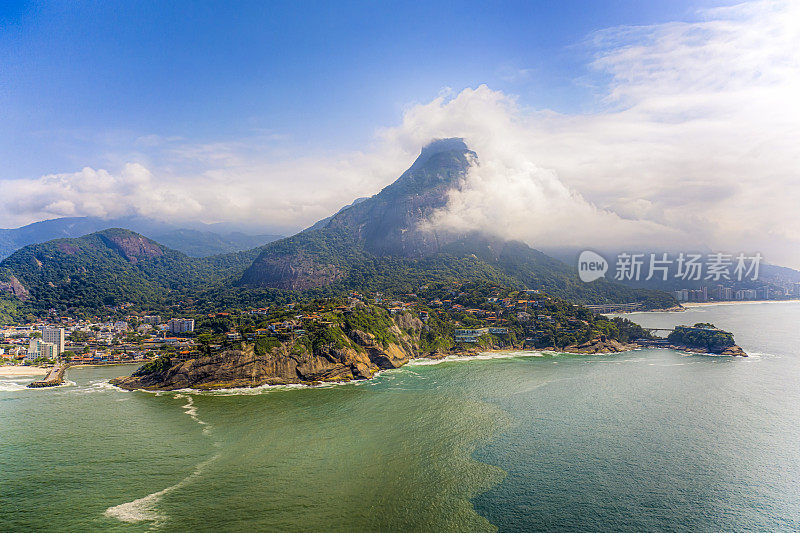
[385,0,800,266]
[0,145,415,235]
[2,0,799,267]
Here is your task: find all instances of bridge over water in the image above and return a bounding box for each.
[639,327,676,339]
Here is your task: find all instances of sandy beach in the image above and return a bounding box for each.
[682,299,800,308]
[0,366,49,377]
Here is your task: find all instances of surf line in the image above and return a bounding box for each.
[105,393,217,524]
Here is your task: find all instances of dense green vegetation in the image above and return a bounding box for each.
[133,355,172,376]
[667,323,735,352]
[0,226,675,323]
[0,295,25,324]
[253,336,282,355]
[407,281,653,350]
[239,230,675,309]
[341,306,399,348]
[190,282,655,356]
[0,228,256,317]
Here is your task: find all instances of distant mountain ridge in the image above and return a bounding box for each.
[0,228,259,310]
[0,138,679,314]
[0,216,282,259]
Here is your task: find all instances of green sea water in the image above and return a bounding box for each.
[2,301,799,531]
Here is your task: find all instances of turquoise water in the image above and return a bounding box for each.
[2,302,799,531]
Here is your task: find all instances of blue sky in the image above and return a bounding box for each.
[1,0,732,179]
[3,1,799,268]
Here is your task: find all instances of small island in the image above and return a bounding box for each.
[662,323,748,357]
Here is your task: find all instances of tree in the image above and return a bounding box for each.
[196,333,215,357]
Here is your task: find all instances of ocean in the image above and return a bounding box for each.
[2,301,799,531]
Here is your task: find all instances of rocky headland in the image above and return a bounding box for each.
[109,317,747,392]
[111,312,431,390]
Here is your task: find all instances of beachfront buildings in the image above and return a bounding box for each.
[735,289,759,300]
[25,338,58,361]
[714,285,733,300]
[40,327,65,356]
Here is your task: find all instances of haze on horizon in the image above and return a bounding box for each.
[1,0,799,268]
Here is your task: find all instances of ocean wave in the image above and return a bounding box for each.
[406,350,550,366]
[739,351,780,361]
[0,379,30,392]
[57,380,119,395]
[174,394,213,434]
[193,378,365,396]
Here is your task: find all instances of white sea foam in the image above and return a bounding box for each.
[406,350,548,367]
[0,378,77,392]
[105,454,219,524]
[173,393,213,434]
[67,379,120,394]
[184,378,371,396]
[106,394,217,523]
[740,351,780,362]
[0,379,30,392]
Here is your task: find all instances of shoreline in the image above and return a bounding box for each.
[1,361,145,378]
[681,299,800,308]
[112,341,746,392]
[0,366,49,377]
[69,361,146,368]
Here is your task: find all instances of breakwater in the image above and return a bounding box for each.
[27,364,68,388]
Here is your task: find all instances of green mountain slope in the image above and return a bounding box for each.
[239,139,675,309]
[0,228,257,312]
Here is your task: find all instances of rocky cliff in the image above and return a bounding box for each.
[111,313,427,390]
[564,335,637,354]
[0,275,29,300]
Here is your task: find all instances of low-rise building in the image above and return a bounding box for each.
[455,328,490,343]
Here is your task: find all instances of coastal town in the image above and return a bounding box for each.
[1,282,653,376]
[3,276,791,372]
[1,316,196,368]
[670,282,800,303]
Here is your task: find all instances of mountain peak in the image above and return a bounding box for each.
[314,137,475,257]
[408,137,472,172]
[95,228,166,263]
[419,137,469,158]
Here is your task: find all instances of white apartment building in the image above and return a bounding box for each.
[40,327,65,356]
[26,338,58,361]
[168,318,195,334]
